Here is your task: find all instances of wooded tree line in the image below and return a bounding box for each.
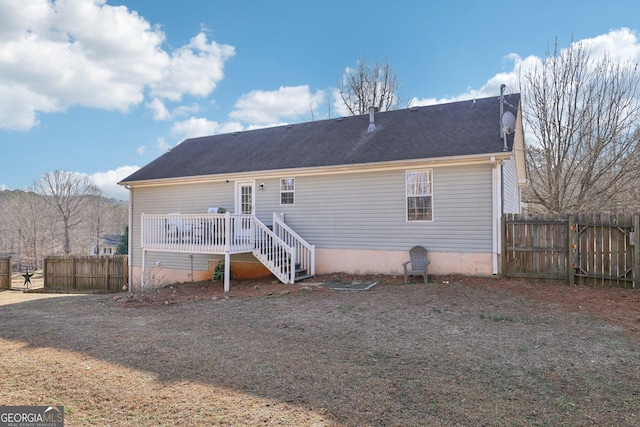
[0,171,127,269]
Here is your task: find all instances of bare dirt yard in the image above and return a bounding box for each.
[1,274,639,426]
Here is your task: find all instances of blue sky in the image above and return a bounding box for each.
[1,0,640,199]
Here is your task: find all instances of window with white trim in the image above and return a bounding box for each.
[406,169,433,221]
[280,178,295,205]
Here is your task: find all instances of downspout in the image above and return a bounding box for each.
[491,157,503,275]
[126,185,133,294]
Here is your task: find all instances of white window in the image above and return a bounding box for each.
[406,169,433,221]
[280,178,295,205]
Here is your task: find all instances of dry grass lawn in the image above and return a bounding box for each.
[1,275,639,426]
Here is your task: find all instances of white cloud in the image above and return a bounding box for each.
[580,27,640,60]
[229,85,325,125]
[0,0,234,131]
[0,184,6,191]
[89,165,140,200]
[410,28,640,108]
[150,32,235,101]
[145,97,200,121]
[146,98,170,121]
[170,117,244,142]
[137,145,147,155]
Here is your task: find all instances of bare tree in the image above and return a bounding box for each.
[34,171,102,255]
[337,58,401,115]
[521,40,640,213]
[6,191,51,268]
[82,195,128,255]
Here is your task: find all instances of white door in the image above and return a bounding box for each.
[235,182,254,243]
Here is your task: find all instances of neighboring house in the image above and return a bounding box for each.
[119,92,526,291]
[90,234,123,255]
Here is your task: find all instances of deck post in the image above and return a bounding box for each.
[224,211,231,292]
[290,251,296,284]
[224,252,230,292]
[141,249,147,290]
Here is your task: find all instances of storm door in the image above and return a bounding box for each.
[235,181,255,244]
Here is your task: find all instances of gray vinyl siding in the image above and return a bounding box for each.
[129,163,496,270]
[275,164,494,252]
[130,182,233,271]
[501,157,521,214]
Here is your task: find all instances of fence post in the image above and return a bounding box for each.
[633,214,640,290]
[2,257,11,290]
[501,214,508,279]
[124,256,129,292]
[106,256,111,290]
[72,257,77,289]
[568,215,575,286]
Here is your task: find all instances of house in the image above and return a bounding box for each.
[119,91,526,291]
[90,234,123,255]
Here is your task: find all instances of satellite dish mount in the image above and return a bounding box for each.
[499,84,515,151]
[501,111,516,151]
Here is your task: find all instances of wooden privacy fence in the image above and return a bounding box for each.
[44,255,128,292]
[502,213,640,288]
[0,257,10,290]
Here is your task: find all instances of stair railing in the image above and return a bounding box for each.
[272,213,316,278]
[252,218,296,284]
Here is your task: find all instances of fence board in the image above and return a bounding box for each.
[0,257,10,290]
[503,213,637,289]
[44,256,128,292]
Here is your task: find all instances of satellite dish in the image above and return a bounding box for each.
[501,111,516,134]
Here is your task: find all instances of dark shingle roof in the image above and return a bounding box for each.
[120,94,520,183]
[102,235,123,247]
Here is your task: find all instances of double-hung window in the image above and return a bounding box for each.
[406,169,433,221]
[280,178,295,205]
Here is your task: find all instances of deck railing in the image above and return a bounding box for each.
[140,213,312,284]
[141,213,254,254]
[273,213,315,278]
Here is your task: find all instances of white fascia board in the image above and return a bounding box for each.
[119,151,513,189]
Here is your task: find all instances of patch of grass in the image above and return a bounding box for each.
[335,304,354,313]
[479,312,515,322]
[557,395,576,411]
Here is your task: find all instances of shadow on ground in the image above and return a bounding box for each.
[1,278,639,426]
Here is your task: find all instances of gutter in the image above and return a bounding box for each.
[118,151,514,189]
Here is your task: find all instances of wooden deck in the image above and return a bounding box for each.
[140,213,315,291]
